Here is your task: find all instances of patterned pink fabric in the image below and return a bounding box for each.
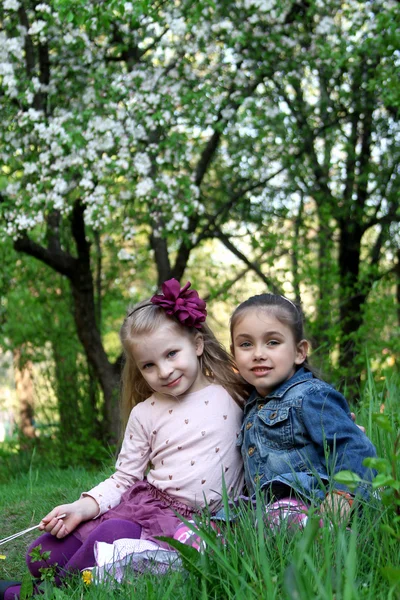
[81,385,244,515]
[76,481,196,548]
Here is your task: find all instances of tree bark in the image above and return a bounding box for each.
[52,342,82,441]
[337,220,365,393]
[396,249,400,328]
[13,347,36,439]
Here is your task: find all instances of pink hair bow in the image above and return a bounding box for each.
[151,279,207,329]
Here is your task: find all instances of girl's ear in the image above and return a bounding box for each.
[295,339,309,365]
[194,333,204,357]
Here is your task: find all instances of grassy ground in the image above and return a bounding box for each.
[0,373,399,599]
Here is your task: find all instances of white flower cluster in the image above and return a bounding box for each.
[315,16,335,36]
[28,20,47,36]
[117,248,134,261]
[35,4,52,13]
[136,178,154,198]
[4,0,371,247]
[4,0,20,10]
[133,152,152,176]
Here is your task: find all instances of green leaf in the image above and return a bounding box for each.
[334,470,362,489]
[372,413,394,433]
[20,573,34,600]
[28,544,43,562]
[363,457,391,472]
[380,524,400,539]
[372,473,396,488]
[380,566,400,587]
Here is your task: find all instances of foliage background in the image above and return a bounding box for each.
[0,0,399,445]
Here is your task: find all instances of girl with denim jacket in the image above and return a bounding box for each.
[230,293,377,525]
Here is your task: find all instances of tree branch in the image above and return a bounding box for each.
[203,267,250,303]
[214,228,284,295]
[14,233,75,278]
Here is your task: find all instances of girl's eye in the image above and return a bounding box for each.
[142,363,154,370]
[167,350,178,358]
[239,341,252,348]
[267,340,279,346]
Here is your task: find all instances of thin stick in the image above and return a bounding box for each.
[0,514,67,546]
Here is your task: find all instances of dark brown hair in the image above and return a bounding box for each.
[230,293,315,374]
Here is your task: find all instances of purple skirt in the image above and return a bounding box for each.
[74,480,198,547]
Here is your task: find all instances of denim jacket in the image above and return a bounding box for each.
[239,368,377,503]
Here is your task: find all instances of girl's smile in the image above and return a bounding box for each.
[232,310,308,397]
[164,375,183,388]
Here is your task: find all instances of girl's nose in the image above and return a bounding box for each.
[158,363,173,379]
[253,345,266,360]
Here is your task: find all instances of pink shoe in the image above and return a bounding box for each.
[173,521,221,551]
[264,498,323,531]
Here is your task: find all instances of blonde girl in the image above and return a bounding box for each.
[1,280,245,600]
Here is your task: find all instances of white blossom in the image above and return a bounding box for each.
[168,17,186,36]
[23,162,38,175]
[117,248,134,260]
[53,178,68,194]
[63,33,74,45]
[133,152,152,175]
[80,174,95,190]
[136,178,154,198]
[35,4,52,13]
[25,91,34,104]
[28,21,47,36]
[4,0,20,10]
[315,16,335,36]
[6,37,24,60]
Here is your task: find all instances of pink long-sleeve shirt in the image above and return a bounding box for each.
[84,384,244,514]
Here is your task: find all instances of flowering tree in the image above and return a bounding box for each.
[203,0,400,380]
[1,0,399,437]
[1,0,283,436]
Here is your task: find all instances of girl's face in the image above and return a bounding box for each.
[231,309,308,397]
[131,322,208,398]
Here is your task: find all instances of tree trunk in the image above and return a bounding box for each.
[337,220,365,394]
[13,347,36,439]
[396,249,400,328]
[312,207,335,361]
[52,341,85,441]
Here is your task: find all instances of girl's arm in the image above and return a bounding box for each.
[81,409,151,515]
[301,383,377,500]
[39,496,99,538]
[40,408,151,538]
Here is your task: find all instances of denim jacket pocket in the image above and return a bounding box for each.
[256,407,293,450]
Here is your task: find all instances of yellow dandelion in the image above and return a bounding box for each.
[82,569,93,585]
[0,555,6,560]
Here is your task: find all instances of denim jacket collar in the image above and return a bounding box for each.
[245,367,313,412]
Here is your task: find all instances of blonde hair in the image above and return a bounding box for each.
[120,300,247,430]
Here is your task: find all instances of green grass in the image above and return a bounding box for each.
[0,372,399,599]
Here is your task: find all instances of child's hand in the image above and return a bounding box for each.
[320,492,353,524]
[39,497,99,538]
[350,412,366,433]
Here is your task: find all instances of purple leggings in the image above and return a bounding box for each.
[5,519,141,600]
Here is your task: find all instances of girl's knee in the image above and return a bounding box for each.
[87,519,142,544]
[26,533,53,576]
